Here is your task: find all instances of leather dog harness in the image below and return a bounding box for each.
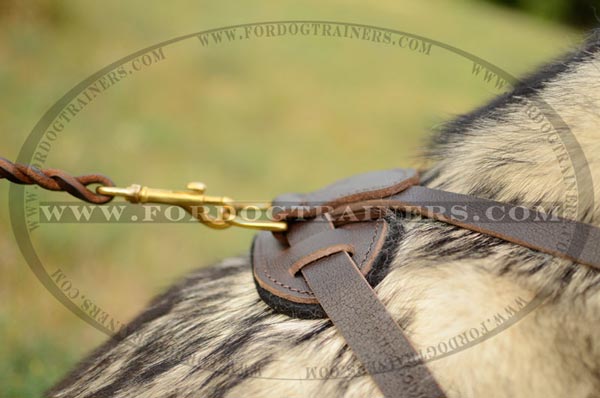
[251,168,600,398]
[6,158,597,397]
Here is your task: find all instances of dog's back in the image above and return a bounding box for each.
[48,32,600,398]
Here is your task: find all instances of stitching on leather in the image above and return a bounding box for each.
[359,220,381,266]
[262,266,315,296]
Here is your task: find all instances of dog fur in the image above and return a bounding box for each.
[48,31,600,398]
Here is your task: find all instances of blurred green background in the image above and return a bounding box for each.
[0,1,584,397]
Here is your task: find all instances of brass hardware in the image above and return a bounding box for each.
[97,183,287,232]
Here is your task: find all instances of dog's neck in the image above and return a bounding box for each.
[424,41,600,227]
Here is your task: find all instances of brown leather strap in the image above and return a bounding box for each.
[288,216,446,398]
[336,185,600,269]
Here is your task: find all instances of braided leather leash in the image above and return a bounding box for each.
[0,157,286,230]
[0,157,115,204]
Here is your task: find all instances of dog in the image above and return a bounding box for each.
[48,31,600,398]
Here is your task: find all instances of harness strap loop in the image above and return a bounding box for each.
[276,229,355,275]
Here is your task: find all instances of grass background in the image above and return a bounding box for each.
[0,1,583,397]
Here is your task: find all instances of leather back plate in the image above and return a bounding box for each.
[252,219,389,317]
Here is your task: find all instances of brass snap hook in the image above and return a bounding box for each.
[97,182,287,232]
